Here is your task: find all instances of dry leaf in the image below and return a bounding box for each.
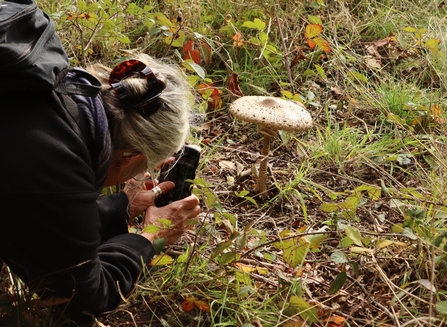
[219,160,236,171]
[228,72,244,97]
[365,55,382,69]
[233,32,244,47]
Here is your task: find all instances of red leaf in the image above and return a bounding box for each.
[182,40,195,53]
[181,296,210,312]
[313,36,331,53]
[291,48,307,67]
[181,297,196,312]
[182,41,201,64]
[194,299,210,312]
[307,38,316,49]
[185,49,201,65]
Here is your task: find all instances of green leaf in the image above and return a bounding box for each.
[349,261,360,278]
[314,64,327,80]
[165,29,185,47]
[218,252,240,265]
[259,31,268,44]
[289,296,318,323]
[344,225,363,246]
[235,190,249,197]
[281,90,293,98]
[150,253,174,266]
[349,71,368,83]
[210,241,233,259]
[242,21,257,29]
[157,218,172,228]
[284,242,309,268]
[308,15,322,25]
[143,224,161,233]
[436,300,447,314]
[242,18,266,31]
[403,26,418,33]
[183,60,206,79]
[222,212,237,225]
[153,238,165,254]
[355,184,381,200]
[330,251,348,264]
[328,271,347,294]
[152,12,174,27]
[235,270,252,286]
[126,3,141,15]
[306,233,328,248]
[321,203,339,212]
[253,18,266,31]
[402,227,418,240]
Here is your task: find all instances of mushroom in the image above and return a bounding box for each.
[229,96,313,194]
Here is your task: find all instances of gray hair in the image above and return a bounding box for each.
[87,54,193,177]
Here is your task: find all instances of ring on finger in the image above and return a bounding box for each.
[152,185,163,198]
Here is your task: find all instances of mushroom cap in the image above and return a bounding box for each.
[229,96,313,132]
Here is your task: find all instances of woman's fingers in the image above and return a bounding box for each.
[144,195,200,226]
[125,181,175,219]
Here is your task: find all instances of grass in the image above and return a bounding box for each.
[2,0,447,326]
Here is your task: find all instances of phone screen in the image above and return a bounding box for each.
[154,145,201,207]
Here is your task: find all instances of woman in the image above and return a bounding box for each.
[0,54,200,324]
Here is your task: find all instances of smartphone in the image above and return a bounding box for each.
[154,145,201,207]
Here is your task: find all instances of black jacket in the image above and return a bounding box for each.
[0,91,155,320]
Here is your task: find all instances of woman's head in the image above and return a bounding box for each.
[87,54,193,180]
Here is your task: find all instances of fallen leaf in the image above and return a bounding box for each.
[181,297,196,312]
[235,263,256,273]
[219,160,236,171]
[181,296,210,312]
[233,32,244,47]
[365,55,382,69]
[228,72,244,97]
[291,48,307,67]
[415,279,437,293]
[322,314,346,326]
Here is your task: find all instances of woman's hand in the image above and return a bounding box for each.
[123,176,175,219]
[141,195,201,246]
[123,158,177,218]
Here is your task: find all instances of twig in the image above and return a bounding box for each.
[258,17,272,61]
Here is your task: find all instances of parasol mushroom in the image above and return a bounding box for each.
[229,96,313,194]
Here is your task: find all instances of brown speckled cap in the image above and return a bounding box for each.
[229,96,313,131]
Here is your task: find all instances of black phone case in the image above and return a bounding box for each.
[154,145,201,207]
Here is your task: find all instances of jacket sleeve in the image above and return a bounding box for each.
[97,192,131,241]
[0,92,156,319]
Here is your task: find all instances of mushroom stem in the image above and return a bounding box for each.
[256,134,271,194]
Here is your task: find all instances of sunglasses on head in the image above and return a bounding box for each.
[109,59,166,116]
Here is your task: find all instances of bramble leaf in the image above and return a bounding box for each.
[305,24,322,39]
